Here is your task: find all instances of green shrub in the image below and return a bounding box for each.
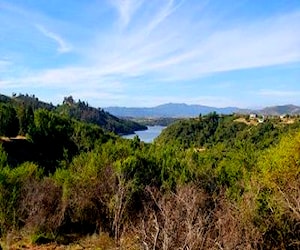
[0,162,41,235]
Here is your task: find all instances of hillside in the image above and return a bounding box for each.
[1,93,55,110]
[155,112,300,149]
[0,94,146,135]
[259,104,300,115]
[0,94,12,103]
[104,103,238,118]
[56,96,146,135]
[0,100,300,249]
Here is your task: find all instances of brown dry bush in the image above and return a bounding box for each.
[19,167,114,238]
[18,163,137,245]
[133,184,215,250]
[132,185,267,250]
[19,178,64,234]
[212,191,262,250]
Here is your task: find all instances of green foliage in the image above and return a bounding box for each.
[56,96,146,135]
[1,94,300,248]
[0,162,41,235]
[133,117,179,126]
[25,109,114,172]
[0,103,19,137]
[156,113,242,148]
[235,131,300,247]
[30,109,73,141]
[71,121,109,151]
[0,145,8,169]
[16,105,34,135]
[13,94,55,111]
[156,113,300,152]
[31,231,56,245]
[116,153,159,189]
[258,132,300,187]
[27,109,75,171]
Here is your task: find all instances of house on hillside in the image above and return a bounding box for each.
[249,113,257,119]
[258,115,265,123]
[280,114,287,119]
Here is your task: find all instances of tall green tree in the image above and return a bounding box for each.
[16,105,34,135]
[0,103,19,137]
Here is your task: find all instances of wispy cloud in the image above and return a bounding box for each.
[7,1,300,82]
[1,1,300,107]
[0,65,126,106]
[4,7,300,105]
[36,24,72,53]
[110,0,144,27]
[2,66,124,90]
[145,0,184,34]
[86,7,300,83]
[141,11,300,81]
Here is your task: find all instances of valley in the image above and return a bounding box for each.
[0,94,299,249]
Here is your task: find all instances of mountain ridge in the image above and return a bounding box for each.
[104,103,300,118]
[259,104,300,115]
[104,103,238,118]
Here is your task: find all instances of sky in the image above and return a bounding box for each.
[0,0,300,108]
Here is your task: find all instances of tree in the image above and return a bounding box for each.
[16,105,34,135]
[0,103,19,137]
[28,109,76,172]
[0,145,7,169]
[63,96,75,105]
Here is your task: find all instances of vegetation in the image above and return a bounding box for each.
[56,96,146,135]
[129,117,179,126]
[1,94,146,136]
[0,94,299,249]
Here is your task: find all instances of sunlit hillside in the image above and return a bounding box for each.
[1,95,299,249]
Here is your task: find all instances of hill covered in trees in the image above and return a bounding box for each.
[56,96,146,134]
[0,94,146,136]
[156,112,298,149]
[0,95,299,249]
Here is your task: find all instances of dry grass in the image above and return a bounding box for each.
[0,136,27,142]
[234,117,258,126]
[1,233,141,250]
[280,118,296,124]
[193,147,206,152]
[13,136,27,140]
[0,136,11,142]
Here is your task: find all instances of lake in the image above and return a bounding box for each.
[122,125,166,143]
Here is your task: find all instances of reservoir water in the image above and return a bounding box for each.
[122,125,166,143]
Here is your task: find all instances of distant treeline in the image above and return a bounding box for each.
[128,117,180,126]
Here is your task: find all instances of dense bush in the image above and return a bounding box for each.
[0,162,42,235]
[0,103,19,137]
[0,103,299,249]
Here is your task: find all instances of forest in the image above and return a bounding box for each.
[0,94,299,249]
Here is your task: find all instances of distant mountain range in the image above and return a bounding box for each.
[104,103,300,118]
[259,105,300,116]
[104,103,237,118]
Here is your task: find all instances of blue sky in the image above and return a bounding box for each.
[0,0,299,108]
